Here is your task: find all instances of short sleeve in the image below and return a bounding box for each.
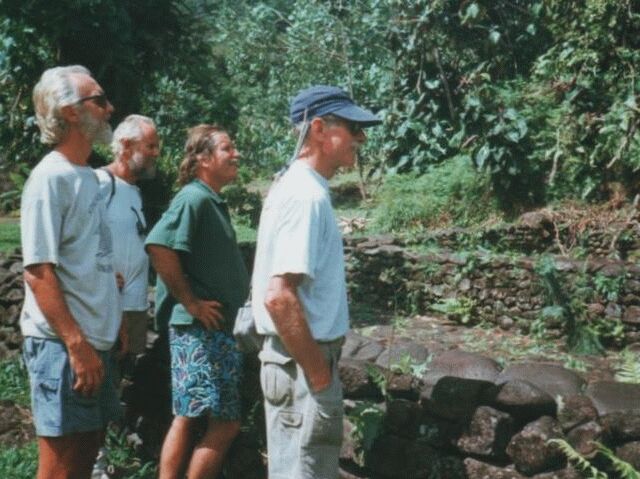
[269,196,322,279]
[21,174,62,267]
[145,194,197,254]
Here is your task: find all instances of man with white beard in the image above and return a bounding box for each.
[20,65,122,479]
[96,114,160,362]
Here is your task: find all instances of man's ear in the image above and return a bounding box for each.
[120,139,133,161]
[60,104,80,124]
[309,117,326,139]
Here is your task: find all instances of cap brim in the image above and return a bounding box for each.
[331,104,382,127]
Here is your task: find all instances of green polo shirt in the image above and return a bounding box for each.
[145,179,249,333]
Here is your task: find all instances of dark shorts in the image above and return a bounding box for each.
[23,337,121,437]
[169,324,243,420]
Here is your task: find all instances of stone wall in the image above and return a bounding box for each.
[414,212,640,258]
[0,249,24,359]
[122,330,640,478]
[345,236,640,346]
[337,332,640,478]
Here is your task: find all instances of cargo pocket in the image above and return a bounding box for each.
[304,386,343,447]
[259,348,294,407]
[34,378,61,427]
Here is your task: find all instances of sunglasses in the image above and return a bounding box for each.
[323,116,363,136]
[343,121,364,136]
[76,93,109,109]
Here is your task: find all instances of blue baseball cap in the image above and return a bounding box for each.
[289,85,381,126]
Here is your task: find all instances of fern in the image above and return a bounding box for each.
[548,439,607,479]
[347,402,385,466]
[595,443,640,479]
[550,439,640,479]
[535,257,604,355]
[615,350,640,384]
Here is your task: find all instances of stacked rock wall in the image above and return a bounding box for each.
[337,332,640,478]
[345,236,640,345]
[0,249,24,359]
[416,214,640,258]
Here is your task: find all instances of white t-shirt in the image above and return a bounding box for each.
[252,161,349,341]
[95,169,149,311]
[20,151,121,351]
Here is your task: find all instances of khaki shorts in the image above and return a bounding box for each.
[259,335,344,479]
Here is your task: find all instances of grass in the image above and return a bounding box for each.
[0,221,20,253]
[0,443,37,479]
[0,358,36,479]
[0,357,156,478]
[0,358,30,406]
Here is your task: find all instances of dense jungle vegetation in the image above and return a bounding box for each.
[0,0,639,229]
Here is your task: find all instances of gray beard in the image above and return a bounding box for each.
[128,152,156,180]
[79,110,113,145]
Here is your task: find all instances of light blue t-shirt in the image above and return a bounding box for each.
[20,151,121,351]
[252,161,349,341]
[95,169,149,311]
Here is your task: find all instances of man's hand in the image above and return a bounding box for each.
[115,272,125,291]
[67,339,104,397]
[307,361,332,393]
[148,245,226,330]
[186,299,224,330]
[24,263,106,397]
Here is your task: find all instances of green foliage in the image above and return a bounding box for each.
[0,358,30,406]
[615,349,640,384]
[593,272,626,302]
[431,297,477,325]
[535,256,604,354]
[549,439,607,479]
[104,426,157,479]
[0,442,37,479]
[390,353,431,378]
[366,364,388,399]
[0,221,20,253]
[347,401,385,466]
[550,438,640,479]
[222,183,262,229]
[371,155,497,233]
[4,0,640,219]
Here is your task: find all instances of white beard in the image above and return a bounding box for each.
[79,109,113,145]
[128,151,156,180]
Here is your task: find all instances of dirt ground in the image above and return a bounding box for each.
[352,309,622,384]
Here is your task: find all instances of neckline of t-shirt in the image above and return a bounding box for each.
[291,160,329,190]
[49,150,92,169]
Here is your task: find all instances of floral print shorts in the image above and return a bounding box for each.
[169,324,243,420]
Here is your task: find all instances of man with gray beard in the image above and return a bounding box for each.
[20,65,122,479]
[96,115,160,361]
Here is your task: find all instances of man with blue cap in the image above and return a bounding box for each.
[252,85,381,478]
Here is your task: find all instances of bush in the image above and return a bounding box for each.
[371,155,497,232]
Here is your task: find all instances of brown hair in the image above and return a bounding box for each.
[178,124,225,186]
